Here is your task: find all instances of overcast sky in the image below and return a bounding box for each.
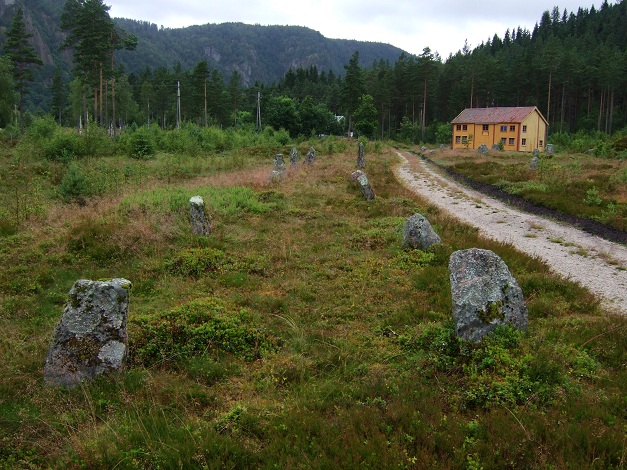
[106,0,600,60]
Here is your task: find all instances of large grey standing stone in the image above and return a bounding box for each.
[357,141,365,168]
[545,144,554,155]
[305,147,316,165]
[402,213,441,250]
[289,147,299,165]
[477,144,489,155]
[189,196,211,236]
[449,249,528,343]
[44,278,131,387]
[532,148,540,157]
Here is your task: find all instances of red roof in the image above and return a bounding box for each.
[451,106,546,124]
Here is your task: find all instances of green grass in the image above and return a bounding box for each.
[0,138,625,468]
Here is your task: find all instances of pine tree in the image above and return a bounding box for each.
[5,7,42,133]
[342,51,365,137]
[0,57,16,128]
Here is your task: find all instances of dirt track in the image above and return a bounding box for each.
[394,150,627,315]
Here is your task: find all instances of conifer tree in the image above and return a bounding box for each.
[5,7,42,132]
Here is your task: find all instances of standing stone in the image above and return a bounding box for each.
[530,156,539,170]
[449,249,528,343]
[402,213,441,250]
[357,173,375,201]
[533,148,540,157]
[44,278,131,387]
[492,144,501,151]
[440,144,446,151]
[289,147,299,165]
[189,196,211,236]
[357,141,365,168]
[270,154,287,182]
[477,144,489,154]
[305,147,316,165]
[545,144,554,155]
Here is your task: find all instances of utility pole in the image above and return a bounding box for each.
[177,80,181,129]
[256,90,261,130]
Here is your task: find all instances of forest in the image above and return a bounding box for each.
[0,0,625,144]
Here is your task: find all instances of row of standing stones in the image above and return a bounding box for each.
[43,143,527,387]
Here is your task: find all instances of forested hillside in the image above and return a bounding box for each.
[0,0,625,141]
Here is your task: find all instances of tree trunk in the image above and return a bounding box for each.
[421,77,427,142]
[546,70,552,125]
[597,89,604,132]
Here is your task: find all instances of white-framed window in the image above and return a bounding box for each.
[456,124,461,131]
[462,136,468,143]
[522,125,527,132]
[462,124,468,131]
[500,125,507,132]
[510,125,516,132]
[500,138,507,145]
[482,124,489,132]
[539,140,543,147]
[509,138,515,145]
[455,136,461,144]
[521,138,527,146]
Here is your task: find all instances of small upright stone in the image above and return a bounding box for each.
[545,144,554,155]
[477,144,489,154]
[305,147,316,165]
[449,249,528,343]
[530,156,539,170]
[402,213,441,250]
[357,141,365,168]
[357,173,375,201]
[492,144,501,151]
[533,148,540,157]
[189,196,211,236]
[421,146,428,152]
[44,278,131,387]
[270,154,287,181]
[289,147,299,165]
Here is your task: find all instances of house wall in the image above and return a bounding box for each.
[452,123,480,150]
[451,110,548,152]
[520,112,547,151]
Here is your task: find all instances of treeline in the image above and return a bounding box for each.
[0,0,626,144]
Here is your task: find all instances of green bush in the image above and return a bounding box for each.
[127,127,155,159]
[130,297,275,364]
[43,131,86,161]
[58,162,90,204]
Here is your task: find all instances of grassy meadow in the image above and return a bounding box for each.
[0,125,625,469]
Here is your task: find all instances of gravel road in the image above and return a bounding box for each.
[394,150,627,315]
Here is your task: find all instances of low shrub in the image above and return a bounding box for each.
[130,297,275,365]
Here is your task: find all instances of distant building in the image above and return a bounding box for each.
[451,106,548,152]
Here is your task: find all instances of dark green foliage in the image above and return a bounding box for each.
[4,7,42,132]
[166,248,268,277]
[127,126,155,159]
[401,323,569,409]
[130,297,275,365]
[58,162,89,204]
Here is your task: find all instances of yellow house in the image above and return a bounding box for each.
[451,106,548,152]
